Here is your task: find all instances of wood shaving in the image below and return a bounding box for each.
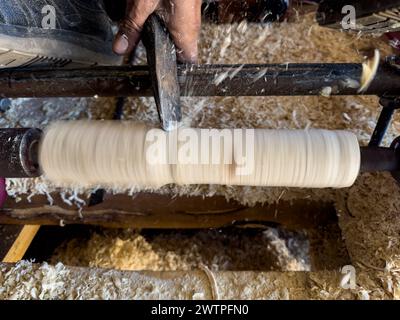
[358,49,380,93]
[199,264,219,300]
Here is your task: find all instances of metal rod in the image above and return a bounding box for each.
[0,62,399,98]
[360,146,400,172]
[369,107,395,147]
[369,96,400,148]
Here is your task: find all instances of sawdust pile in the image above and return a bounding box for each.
[51,228,310,272]
[0,261,361,300]
[1,260,398,299]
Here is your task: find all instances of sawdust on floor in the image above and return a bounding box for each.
[1,11,400,299]
[51,228,310,272]
[0,261,374,300]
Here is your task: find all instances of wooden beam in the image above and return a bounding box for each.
[2,225,40,263]
[0,192,338,230]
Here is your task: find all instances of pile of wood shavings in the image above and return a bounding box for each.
[0,261,210,300]
[1,261,396,299]
[51,228,310,272]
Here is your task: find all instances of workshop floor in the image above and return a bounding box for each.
[1,10,400,299]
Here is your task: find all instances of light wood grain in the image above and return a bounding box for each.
[2,225,40,263]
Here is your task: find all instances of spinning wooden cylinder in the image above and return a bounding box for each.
[39,121,361,189]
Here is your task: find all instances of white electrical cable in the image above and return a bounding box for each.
[39,121,361,189]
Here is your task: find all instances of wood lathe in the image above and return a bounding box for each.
[1,1,400,228]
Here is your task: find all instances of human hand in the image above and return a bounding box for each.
[113,0,202,63]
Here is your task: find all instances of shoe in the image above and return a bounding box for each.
[0,0,122,68]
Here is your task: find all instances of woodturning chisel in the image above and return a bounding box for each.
[142,14,182,132]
